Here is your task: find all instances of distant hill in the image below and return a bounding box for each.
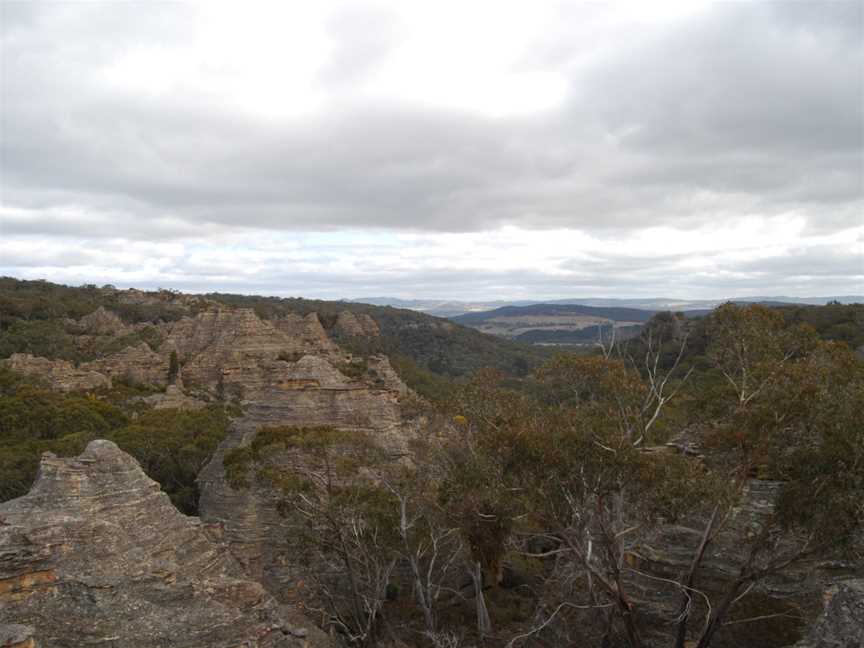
[452,303,656,344]
[355,295,863,317]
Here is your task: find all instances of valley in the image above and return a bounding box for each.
[0,278,861,648]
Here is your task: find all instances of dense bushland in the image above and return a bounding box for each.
[232,304,863,648]
[0,368,232,513]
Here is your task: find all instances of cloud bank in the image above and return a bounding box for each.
[1,1,862,299]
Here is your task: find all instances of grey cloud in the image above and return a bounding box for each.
[0,2,861,298]
[2,2,861,237]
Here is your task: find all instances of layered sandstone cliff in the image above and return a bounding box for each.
[81,342,168,387]
[334,311,380,337]
[197,350,411,598]
[0,440,331,648]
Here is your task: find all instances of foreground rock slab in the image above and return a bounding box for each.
[0,440,331,648]
[795,579,864,648]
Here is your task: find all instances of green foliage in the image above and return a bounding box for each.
[276,350,305,363]
[337,356,368,379]
[168,350,180,383]
[0,277,188,329]
[105,406,231,514]
[0,319,82,362]
[0,367,231,513]
[388,354,454,402]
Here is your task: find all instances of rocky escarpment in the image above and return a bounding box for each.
[0,440,331,648]
[164,309,344,396]
[1,301,414,611]
[198,351,411,597]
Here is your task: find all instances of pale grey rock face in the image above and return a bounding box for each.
[0,441,331,648]
[0,624,35,648]
[630,478,863,648]
[794,579,864,648]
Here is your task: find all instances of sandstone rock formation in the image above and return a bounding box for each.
[163,309,344,395]
[334,311,380,337]
[366,354,409,395]
[198,351,410,599]
[0,354,111,392]
[68,306,131,336]
[82,342,168,387]
[0,440,331,648]
[142,384,208,410]
[272,313,341,355]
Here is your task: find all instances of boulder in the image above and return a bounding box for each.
[0,441,331,648]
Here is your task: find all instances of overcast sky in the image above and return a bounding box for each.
[1,1,862,301]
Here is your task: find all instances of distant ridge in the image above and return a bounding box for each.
[353,295,864,318]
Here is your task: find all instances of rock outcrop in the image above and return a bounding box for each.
[81,342,168,387]
[0,440,331,648]
[795,579,864,648]
[630,478,859,647]
[68,306,131,336]
[198,351,410,599]
[0,625,35,648]
[0,354,111,392]
[142,384,208,410]
[334,311,380,337]
[272,313,341,355]
[163,309,343,395]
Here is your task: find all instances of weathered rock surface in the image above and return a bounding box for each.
[0,624,35,648]
[334,311,380,337]
[272,313,341,355]
[0,440,331,648]
[68,306,131,336]
[198,349,410,599]
[163,309,344,396]
[794,579,864,648]
[366,354,409,395]
[0,354,111,392]
[142,384,208,410]
[632,478,858,647]
[81,342,168,387]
